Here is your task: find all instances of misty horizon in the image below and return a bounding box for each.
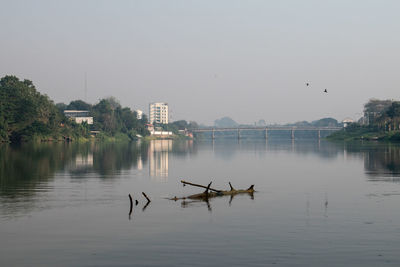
[1,0,399,125]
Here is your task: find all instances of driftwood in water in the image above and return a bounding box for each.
[181,180,222,193]
[142,192,151,211]
[128,194,133,220]
[142,192,151,202]
[128,194,133,215]
[171,180,255,201]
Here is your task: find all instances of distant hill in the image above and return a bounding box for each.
[311,118,339,127]
[285,118,339,127]
[214,117,238,128]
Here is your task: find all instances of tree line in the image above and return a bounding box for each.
[329,99,400,141]
[56,97,149,139]
[0,75,150,143]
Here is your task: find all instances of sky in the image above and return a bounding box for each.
[1,0,399,125]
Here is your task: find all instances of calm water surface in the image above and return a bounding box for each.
[1,139,400,266]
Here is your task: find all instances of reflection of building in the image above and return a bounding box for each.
[137,157,143,170]
[68,153,94,173]
[149,102,169,124]
[64,110,93,124]
[75,154,94,167]
[149,140,172,178]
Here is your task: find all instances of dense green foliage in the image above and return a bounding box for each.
[55,97,150,140]
[0,75,149,143]
[327,124,381,141]
[90,97,149,137]
[328,99,400,141]
[363,99,392,125]
[0,75,87,142]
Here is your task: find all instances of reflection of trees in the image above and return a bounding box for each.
[0,141,150,217]
[345,142,400,181]
[0,143,75,199]
[88,142,148,177]
[0,142,150,199]
[199,139,344,161]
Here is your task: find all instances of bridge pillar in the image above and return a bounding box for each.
[291,128,295,140]
[318,130,321,139]
[265,128,268,139]
[212,128,215,139]
[238,129,241,139]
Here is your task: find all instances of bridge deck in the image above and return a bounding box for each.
[192,126,342,132]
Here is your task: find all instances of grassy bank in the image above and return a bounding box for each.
[327,125,400,142]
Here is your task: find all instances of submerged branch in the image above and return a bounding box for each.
[181,180,222,193]
[172,181,255,201]
[142,192,151,203]
[128,194,133,216]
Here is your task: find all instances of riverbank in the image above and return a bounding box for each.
[327,125,400,142]
[0,132,193,144]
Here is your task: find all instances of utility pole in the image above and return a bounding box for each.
[84,72,87,102]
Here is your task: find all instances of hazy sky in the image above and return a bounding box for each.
[1,0,399,125]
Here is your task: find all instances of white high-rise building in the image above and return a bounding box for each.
[149,102,169,124]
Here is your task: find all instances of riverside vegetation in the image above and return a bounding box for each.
[0,75,199,143]
[0,75,150,143]
[328,99,400,141]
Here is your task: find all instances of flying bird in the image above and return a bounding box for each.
[324,89,328,93]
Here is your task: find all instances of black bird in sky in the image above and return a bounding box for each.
[324,89,328,93]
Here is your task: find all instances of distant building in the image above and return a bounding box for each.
[342,118,354,128]
[149,102,169,124]
[64,110,93,125]
[136,109,143,120]
[146,124,172,137]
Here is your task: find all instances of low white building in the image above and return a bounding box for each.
[146,124,173,137]
[342,118,354,128]
[64,110,93,125]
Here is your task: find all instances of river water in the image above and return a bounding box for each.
[1,139,400,266]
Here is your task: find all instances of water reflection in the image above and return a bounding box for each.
[0,143,73,198]
[149,140,171,178]
[2,140,400,216]
[148,140,196,179]
[343,142,400,182]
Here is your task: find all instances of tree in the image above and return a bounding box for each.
[171,120,188,130]
[56,103,68,112]
[364,99,392,125]
[0,75,65,142]
[104,96,121,110]
[66,100,92,111]
[386,102,400,119]
[91,97,149,137]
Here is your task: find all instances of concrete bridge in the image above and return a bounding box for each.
[191,126,342,140]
